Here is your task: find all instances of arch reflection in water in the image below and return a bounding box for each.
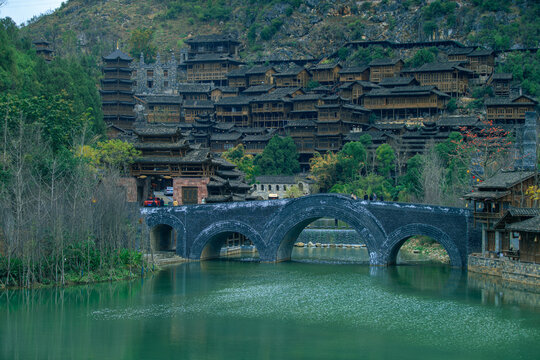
[200,231,259,261]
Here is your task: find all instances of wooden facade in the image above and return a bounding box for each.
[310,63,342,85]
[487,73,512,97]
[485,95,538,125]
[363,86,449,121]
[215,96,252,127]
[185,54,243,85]
[185,34,240,58]
[339,66,369,82]
[369,58,404,83]
[404,62,473,96]
[246,66,276,86]
[338,81,380,104]
[183,100,214,123]
[274,67,312,88]
[33,39,53,62]
[466,49,495,76]
[145,95,182,123]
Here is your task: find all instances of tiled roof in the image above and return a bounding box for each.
[241,84,275,94]
[407,62,472,73]
[185,54,243,64]
[339,66,369,74]
[378,76,418,86]
[491,73,513,80]
[210,132,242,141]
[177,83,212,93]
[246,65,275,75]
[143,95,182,104]
[103,49,133,61]
[437,115,482,127]
[485,95,538,106]
[185,34,239,44]
[183,99,214,109]
[134,126,182,137]
[274,66,309,77]
[447,47,475,56]
[133,141,188,150]
[311,62,341,70]
[285,119,317,127]
[365,85,450,97]
[226,67,250,77]
[343,104,371,112]
[215,96,252,105]
[463,190,511,200]
[506,216,540,233]
[242,133,275,141]
[468,49,494,57]
[369,57,402,66]
[477,170,537,190]
[291,94,322,101]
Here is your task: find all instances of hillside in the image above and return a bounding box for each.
[20,0,540,61]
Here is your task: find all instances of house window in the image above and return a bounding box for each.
[268,185,272,191]
[147,80,153,88]
[261,185,264,191]
[276,185,280,191]
[164,81,169,87]
[164,70,168,77]
[284,185,287,191]
[147,70,153,77]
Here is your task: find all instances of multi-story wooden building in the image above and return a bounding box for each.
[369,58,404,83]
[339,66,369,82]
[290,94,322,121]
[144,95,182,123]
[273,66,312,88]
[466,49,495,76]
[464,170,538,256]
[487,73,513,97]
[183,99,214,123]
[485,95,538,126]
[246,65,276,86]
[241,84,276,97]
[185,34,241,59]
[309,62,342,86]
[211,86,239,101]
[133,52,177,95]
[250,88,298,129]
[185,54,243,85]
[338,81,380,104]
[210,132,243,153]
[404,62,473,96]
[226,67,250,89]
[215,96,252,127]
[363,85,450,121]
[33,39,54,62]
[101,49,136,129]
[243,131,276,155]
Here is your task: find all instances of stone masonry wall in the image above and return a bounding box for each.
[118,177,138,203]
[468,255,540,286]
[172,177,209,204]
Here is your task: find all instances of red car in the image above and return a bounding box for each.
[143,197,163,207]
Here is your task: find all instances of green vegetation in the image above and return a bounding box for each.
[406,47,438,68]
[222,144,258,183]
[129,27,157,61]
[497,51,540,97]
[254,135,300,176]
[0,21,143,289]
[348,46,394,66]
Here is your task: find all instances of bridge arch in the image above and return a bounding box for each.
[382,223,462,267]
[190,220,267,260]
[146,213,186,255]
[265,194,387,264]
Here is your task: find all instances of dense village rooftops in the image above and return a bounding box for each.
[246,65,276,75]
[493,207,540,230]
[312,85,332,93]
[255,175,296,184]
[212,157,236,169]
[210,132,243,141]
[485,95,538,106]
[242,84,276,94]
[468,49,494,57]
[405,62,473,73]
[239,127,269,134]
[183,99,215,109]
[217,169,243,178]
[437,115,481,127]
[215,95,252,105]
[369,58,403,66]
[343,104,371,112]
[274,66,310,76]
[339,66,369,74]
[250,88,299,102]
[378,76,419,87]
[476,171,537,190]
[339,81,380,90]
[185,34,240,44]
[144,95,182,104]
[103,49,133,61]
[214,122,236,131]
[103,67,132,72]
[215,86,239,93]
[185,54,244,64]
[177,83,212,93]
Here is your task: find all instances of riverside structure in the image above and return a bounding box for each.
[142,193,480,267]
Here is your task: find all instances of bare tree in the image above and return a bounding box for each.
[421,143,444,205]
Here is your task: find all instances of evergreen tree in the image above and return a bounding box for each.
[255,136,299,175]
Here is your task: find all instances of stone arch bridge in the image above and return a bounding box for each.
[142,194,481,267]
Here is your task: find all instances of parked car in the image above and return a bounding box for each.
[164,186,174,196]
[143,197,162,207]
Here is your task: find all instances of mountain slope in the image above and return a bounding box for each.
[20,0,540,61]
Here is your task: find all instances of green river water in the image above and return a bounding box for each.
[1,246,540,360]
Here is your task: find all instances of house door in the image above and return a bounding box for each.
[182,187,198,205]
